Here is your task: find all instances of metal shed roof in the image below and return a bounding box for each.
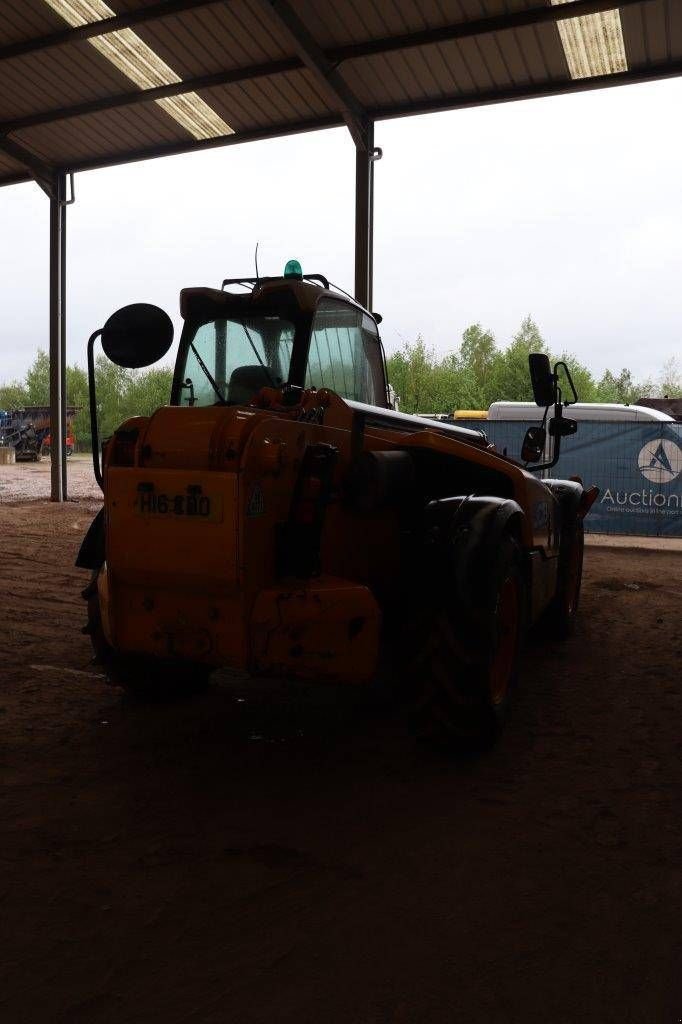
[1,0,681,189]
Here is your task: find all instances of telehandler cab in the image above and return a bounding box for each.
[78,263,597,748]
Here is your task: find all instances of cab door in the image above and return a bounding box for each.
[305,297,387,407]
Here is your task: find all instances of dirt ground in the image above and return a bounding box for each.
[1,496,680,1024]
[0,453,101,502]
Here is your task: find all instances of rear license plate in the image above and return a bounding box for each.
[134,492,223,522]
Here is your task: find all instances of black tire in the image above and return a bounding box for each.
[404,534,527,751]
[83,571,210,700]
[546,518,584,639]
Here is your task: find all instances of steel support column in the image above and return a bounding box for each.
[354,122,379,310]
[49,172,67,502]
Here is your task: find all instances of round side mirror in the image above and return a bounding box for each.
[101,303,174,369]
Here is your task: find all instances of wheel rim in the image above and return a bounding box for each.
[490,577,520,705]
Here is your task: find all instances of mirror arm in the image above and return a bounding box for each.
[87,329,104,491]
[553,361,578,405]
[526,399,562,474]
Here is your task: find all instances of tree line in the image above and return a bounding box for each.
[386,316,680,414]
[1,318,679,448]
[0,351,173,451]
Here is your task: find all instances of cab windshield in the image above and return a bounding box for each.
[178,315,295,407]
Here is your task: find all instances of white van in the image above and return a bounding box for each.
[488,401,674,423]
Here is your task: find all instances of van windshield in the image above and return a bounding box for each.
[178,315,295,407]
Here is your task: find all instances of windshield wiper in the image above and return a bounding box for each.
[190,343,226,404]
[241,321,277,388]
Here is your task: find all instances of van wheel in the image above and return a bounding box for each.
[406,535,526,751]
[83,572,209,699]
[547,520,584,638]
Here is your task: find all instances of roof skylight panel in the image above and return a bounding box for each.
[551,0,628,79]
[43,0,234,139]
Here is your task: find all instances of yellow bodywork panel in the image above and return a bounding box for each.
[250,577,380,684]
[104,466,245,667]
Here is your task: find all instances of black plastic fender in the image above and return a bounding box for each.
[423,495,526,614]
[542,478,583,529]
[75,507,105,570]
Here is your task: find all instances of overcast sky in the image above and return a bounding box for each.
[1,75,681,387]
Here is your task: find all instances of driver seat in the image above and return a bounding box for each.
[227,365,277,405]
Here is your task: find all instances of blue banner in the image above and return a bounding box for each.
[456,419,682,537]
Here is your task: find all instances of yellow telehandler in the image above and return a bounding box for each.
[78,262,596,747]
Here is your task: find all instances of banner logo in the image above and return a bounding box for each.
[637,438,682,484]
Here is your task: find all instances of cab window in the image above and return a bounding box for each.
[306,298,384,405]
[179,315,294,406]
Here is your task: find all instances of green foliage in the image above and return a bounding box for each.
[659,357,681,398]
[594,367,640,404]
[90,359,174,449]
[0,381,29,410]
[385,316,669,415]
[3,319,677,446]
[1,349,173,451]
[25,350,50,404]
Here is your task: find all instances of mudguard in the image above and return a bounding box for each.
[424,495,525,610]
[543,478,583,526]
[75,507,105,570]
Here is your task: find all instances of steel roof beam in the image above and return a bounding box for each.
[254,0,368,148]
[0,135,55,196]
[47,51,682,179]
[52,115,345,175]
[0,0,222,64]
[0,0,653,138]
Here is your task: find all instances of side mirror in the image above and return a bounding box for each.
[528,353,555,408]
[549,416,577,439]
[101,303,174,369]
[521,425,546,463]
[88,303,173,491]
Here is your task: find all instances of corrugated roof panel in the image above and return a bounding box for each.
[0,0,67,46]
[0,0,681,188]
[39,0,233,139]
[551,1,628,79]
[172,66,333,137]
[341,54,411,108]
[0,38,135,121]
[489,24,540,84]
[12,99,189,166]
[293,0,367,49]
[635,0,671,64]
[621,0,678,69]
[473,31,516,89]
[514,20,570,81]
[121,0,292,80]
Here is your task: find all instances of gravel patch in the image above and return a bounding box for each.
[0,453,102,503]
